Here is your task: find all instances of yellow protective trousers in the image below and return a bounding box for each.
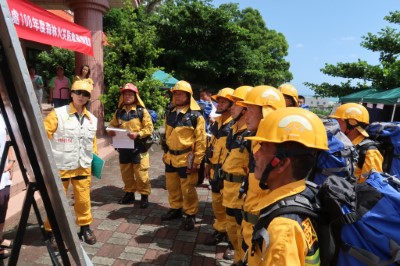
[120,152,151,195]
[165,165,199,215]
[226,208,244,264]
[45,176,92,231]
[210,168,227,233]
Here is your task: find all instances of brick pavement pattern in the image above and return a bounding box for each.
[3,145,233,265]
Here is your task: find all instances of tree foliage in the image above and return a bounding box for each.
[103,3,168,121]
[151,0,291,89]
[305,10,400,98]
[36,47,74,85]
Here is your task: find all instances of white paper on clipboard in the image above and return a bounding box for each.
[106,127,134,149]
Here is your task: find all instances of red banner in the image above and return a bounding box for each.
[7,0,94,56]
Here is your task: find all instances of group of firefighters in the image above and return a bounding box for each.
[154,80,383,265]
[44,77,383,265]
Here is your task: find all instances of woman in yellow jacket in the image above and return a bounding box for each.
[108,83,153,208]
[44,80,98,245]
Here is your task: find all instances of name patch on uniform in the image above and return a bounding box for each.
[302,217,317,249]
[57,137,73,143]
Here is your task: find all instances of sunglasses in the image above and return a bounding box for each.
[73,90,90,97]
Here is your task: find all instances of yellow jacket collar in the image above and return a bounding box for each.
[254,179,306,212]
[68,103,90,118]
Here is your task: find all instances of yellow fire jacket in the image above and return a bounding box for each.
[352,134,383,182]
[251,179,320,266]
[221,122,250,209]
[163,105,206,167]
[109,104,153,139]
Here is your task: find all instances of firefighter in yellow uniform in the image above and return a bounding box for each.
[161,80,206,231]
[108,83,154,208]
[219,85,253,264]
[236,85,286,265]
[204,88,235,245]
[246,108,329,266]
[329,102,383,182]
[44,80,98,245]
[278,83,299,107]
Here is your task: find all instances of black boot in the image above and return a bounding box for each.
[161,208,182,221]
[140,194,149,209]
[118,192,135,204]
[205,230,227,245]
[79,226,97,245]
[46,231,58,251]
[183,215,196,231]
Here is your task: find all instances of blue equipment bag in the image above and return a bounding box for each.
[336,171,400,266]
[147,109,158,124]
[251,172,400,266]
[314,119,358,185]
[363,122,400,178]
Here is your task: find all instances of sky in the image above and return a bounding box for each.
[212,0,399,96]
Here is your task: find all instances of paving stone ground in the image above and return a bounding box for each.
[2,145,233,266]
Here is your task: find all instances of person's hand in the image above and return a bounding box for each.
[108,130,116,137]
[127,132,138,140]
[187,162,200,174]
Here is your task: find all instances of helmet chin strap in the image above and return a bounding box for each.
[259,156,281,190]
[258,148,314,190]
[233,108,246,122]
[345,119,357,135]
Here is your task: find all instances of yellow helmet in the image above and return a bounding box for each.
[237,85,285,117]
[329,103,369,124]
[246,107,328,150]
[211,87,234,101]
[170,80,193,95]
[226,86,253,101]
[170,80,201,111]
[71,80,93,94]
[278,83,299,107]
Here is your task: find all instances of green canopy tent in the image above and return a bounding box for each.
[340,88,381,103]
[151,70,178,89]
[362,87,400,121]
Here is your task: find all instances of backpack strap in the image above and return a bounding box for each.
[251,183,319,256]
[356,139,378,169]
[343,239,400,266]
[136,106,144,123]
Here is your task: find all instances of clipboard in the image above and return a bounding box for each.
[106,127,135,149]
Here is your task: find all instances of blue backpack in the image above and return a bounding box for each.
[147,109,158,125]
[251,172,400,266]
[314,119,358,185]
[358,122,400,178]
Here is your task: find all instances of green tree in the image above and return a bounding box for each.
[305,11,400,98]
[36,47,74,86]
[152,0,291,89]
[103,3,167,122]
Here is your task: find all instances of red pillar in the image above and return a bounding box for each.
[68,0,109,135]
